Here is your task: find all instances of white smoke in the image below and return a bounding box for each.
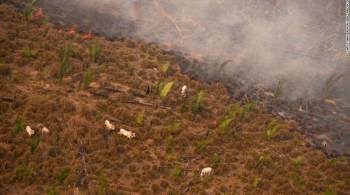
[40,0,349,100]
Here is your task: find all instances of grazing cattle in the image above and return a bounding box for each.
[181,85,187,97]
[105,120,115,130]
[41,127,50,134]
[200,167,213,177]
[26,126,35,137]
[118,129,136,139]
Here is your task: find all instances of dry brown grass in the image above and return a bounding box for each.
[0,3,349,195]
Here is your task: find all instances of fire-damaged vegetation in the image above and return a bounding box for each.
[0,4,349,195]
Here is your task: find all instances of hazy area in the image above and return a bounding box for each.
[40,0,349,100]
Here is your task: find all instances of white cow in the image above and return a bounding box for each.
[105,120,115,130]
[200,167,213,177]
[181,85,187,97]
[118,129,136,139]
[41,127,50,134]
[26,126,35,137]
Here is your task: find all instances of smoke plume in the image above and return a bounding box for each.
[40,0,349,101]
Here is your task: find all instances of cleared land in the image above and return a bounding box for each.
[0,4,349,195]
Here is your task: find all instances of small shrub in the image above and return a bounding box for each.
[13,117,25,135]
[218,118,233,135]
[94,111,103,121]
[290,174,305,189]
[58,63,68,79]
[227,103,240,118]
[253,177,261,188]
[97,173,107,195]
[211,153,221,168]
[136,111,145,126]
[42,67,50,78]
[21,48,38,58]
[265,119,280,139]
[152,81,164,94]
[171,166,183,179]
[266,126,278,139]
[165,152,176,161]
[14,165,32,181]
[59,45,75,63]
[218,102,256,135]
[329,157,347,166]
[24,0,37,21]
[240,101,256,120]
[161,62,169,75]
[195,139,211,153]
[167,122,182,135]
[48,186,59,195]
[83,68,95,89]
[90,42,102,63]
[323,189,336,195]
[160,81,174,99]
[222,102,257,122]
[31,135,40,153]
[242,101,256,113]
[292,156,304,166]
[58,167,70,185]
[255,155,265,169]
[58,45,75,79]
[191,90,204,113]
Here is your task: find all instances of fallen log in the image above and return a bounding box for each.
[104,86,124,93]
[126,97,171,110]
[0,96,15,102]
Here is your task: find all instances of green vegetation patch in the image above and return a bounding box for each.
[90,42,102,63]
[58,167,71,185]
[13,165,33,181]
[58,45,75,79]
[265,118,281,140]
[30,135,40,153]
[171,166,183,179]
[12,116,25,135]
[160,81,174,99]
[191,90,205,113]
[21,48,38,58]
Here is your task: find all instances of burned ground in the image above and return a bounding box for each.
[0,3,349,195]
